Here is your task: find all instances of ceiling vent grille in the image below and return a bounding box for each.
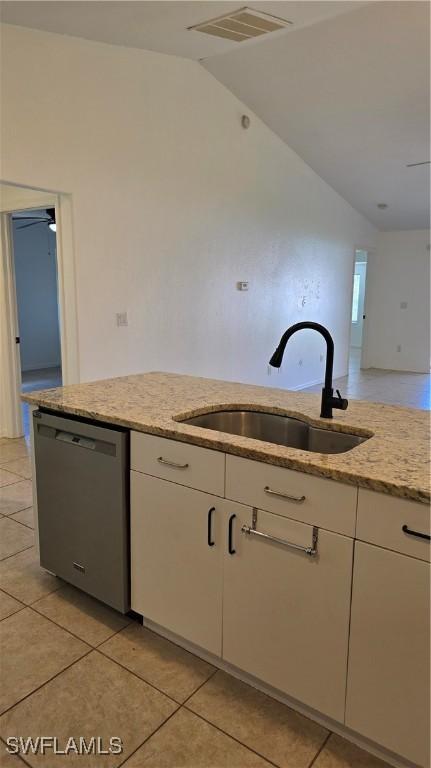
[189,7,292,42]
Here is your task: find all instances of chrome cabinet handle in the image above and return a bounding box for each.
[402,524,430,542]
[157,456,189,469]
[241,522,318,557]
[264,486,305,504]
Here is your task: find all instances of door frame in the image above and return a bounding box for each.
[0,182,79,438]
[359,248,375,370]
[349,246,374,371]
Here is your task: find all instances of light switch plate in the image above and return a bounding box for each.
[116,312,128,327]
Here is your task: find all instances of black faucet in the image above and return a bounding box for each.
[269,321,348,419]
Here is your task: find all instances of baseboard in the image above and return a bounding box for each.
[22,363,61,373]
[367,365,428,375]
[289,377,323,391]
[143,618,419,768]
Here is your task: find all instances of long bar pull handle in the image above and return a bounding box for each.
[208,507,215,547]
[241,524,318,557]
[402,524,430,542]
[157,457,189,470]
[264,486,306,504]
[228,514,236,555]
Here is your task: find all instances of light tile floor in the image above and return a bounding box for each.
[304,348,431,410]
[0,438,393,768]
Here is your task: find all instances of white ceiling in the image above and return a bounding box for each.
[0,2,365,60]
[1,1,429,229]
[204,1,430,230]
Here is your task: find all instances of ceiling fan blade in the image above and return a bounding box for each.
[17,220,47,230]
[13,216,50,221]
[406,160,430,167]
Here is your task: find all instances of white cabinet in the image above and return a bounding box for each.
[131,432,225,496]
[346,541,430,767]
[131,471,229,655]
[226,455,357,536]
[357,488,430,561]
[130,431,430,766]
[223,505,354,722]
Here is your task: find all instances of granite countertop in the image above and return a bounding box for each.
[23,371,430,504]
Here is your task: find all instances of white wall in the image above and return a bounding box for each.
[0,24,376,390]
[364,230,430,372]
[12,216,61,372]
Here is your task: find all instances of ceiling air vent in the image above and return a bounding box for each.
[189,7,292,42]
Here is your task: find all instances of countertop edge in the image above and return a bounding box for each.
[24,396,430,506]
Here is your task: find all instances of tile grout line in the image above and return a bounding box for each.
[2,515,34,531]
[0,544,33,564]
[0,506,33,517]
[307,731,331,768]
[180,666,219,706]
[29,601,134,652]
[2,590,332,768]
[0,585,30,609]
[0,472,31,484]
[113,668,284,768]
[0,605,27,623]
[115,707,180,768]
[0,736,32,768]
[0,647,94,720]
[94,647,183,707]
[3,605,283,768]
[181,704,283,768]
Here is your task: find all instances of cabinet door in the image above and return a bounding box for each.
[346,542,430,767]
[223,507,353,722]
[131,472,224,655]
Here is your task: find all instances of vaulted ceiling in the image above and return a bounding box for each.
[1,1,429,229]
[203,1,430,230]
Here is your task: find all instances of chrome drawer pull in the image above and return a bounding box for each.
[241,508,318,557]
[157,456,189,469]
[402,524,430,542]
[264,486,305,503]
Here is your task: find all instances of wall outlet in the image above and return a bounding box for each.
[237,281,249,291]
[400,301,408,309]
[116,312,128,327]
[298,359,303,366]
[397,344,402,353]
[267,365,271,376]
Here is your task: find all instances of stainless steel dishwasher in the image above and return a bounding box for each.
[33,409,129,613]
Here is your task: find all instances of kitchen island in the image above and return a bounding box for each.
[23,370,430,503]
[24,372,430,768]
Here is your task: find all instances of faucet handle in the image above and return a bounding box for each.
[335,390,348,410]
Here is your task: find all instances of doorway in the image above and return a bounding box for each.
[349,249,368,373]
[11,208,63,437]
[0,182,79,439]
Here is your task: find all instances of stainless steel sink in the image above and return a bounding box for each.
[180,410,369,454]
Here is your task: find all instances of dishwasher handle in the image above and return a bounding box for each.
[56,431,96,450]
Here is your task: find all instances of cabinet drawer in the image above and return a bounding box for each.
[357,489,430,561]
[131,432,225,496]
[225,455,357,536]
